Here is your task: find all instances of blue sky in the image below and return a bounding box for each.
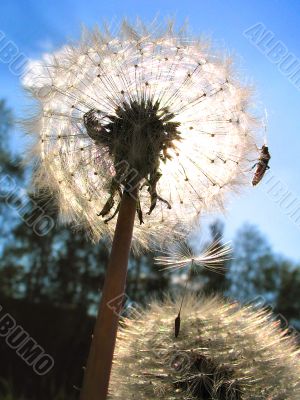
[0,0,300,261]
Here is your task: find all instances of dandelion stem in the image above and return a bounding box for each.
[80,188,137,400]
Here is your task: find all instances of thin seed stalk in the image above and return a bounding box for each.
[80,188,137,400]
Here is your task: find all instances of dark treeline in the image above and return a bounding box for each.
[0,100,299,399]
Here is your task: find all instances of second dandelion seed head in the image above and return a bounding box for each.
[110,295,300,399]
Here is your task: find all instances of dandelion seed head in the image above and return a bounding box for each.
[23,21,259,250]
[110,294,300,399]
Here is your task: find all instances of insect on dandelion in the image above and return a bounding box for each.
[22,20,259,400]
[110,294,300,400]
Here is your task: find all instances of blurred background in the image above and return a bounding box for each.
[0,1,299,399]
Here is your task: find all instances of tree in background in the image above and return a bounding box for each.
[229,223,278,301]
[199,220,230,294]
[0,100,25,297]
[276,262,300,330]
[0,99,20,176]
[229,223,300,332]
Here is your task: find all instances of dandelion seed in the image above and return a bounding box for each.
[155,239,232,273]
[155,240,232,337]
[111,294,300,400]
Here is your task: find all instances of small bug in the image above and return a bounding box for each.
[252,145,271,186]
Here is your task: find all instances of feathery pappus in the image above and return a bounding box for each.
[22,20,259,250]
[110,294,300,400]
[155,239,231,273]
[155,239,232,337]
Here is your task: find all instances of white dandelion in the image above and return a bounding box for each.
[23,21,258,250]
[22,20,261,400]
[110,294,300,400]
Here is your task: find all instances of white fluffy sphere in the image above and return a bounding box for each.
[23,21,258,250]
[110,294,300,399]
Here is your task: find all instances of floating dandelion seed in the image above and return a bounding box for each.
[155,239,232,273]
[155,240,232,337]
[23,20,258,250]
[111,294,300,400]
